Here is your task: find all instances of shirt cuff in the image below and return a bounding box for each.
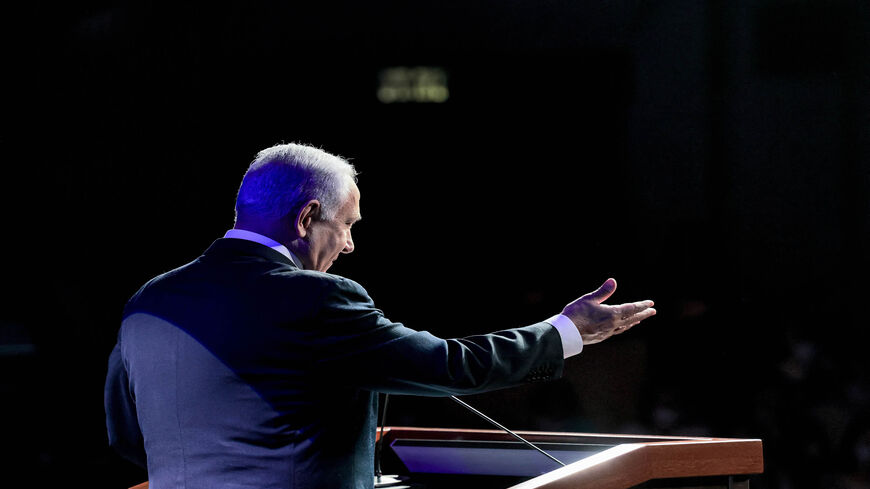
[545,314,583,358]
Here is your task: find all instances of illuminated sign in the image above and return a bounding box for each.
[377,67,449,103]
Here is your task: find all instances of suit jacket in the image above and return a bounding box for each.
[105,238,565,489]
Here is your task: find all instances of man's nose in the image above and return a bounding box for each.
[342,234,355,254]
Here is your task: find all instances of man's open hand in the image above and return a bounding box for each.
[562,278,655,345]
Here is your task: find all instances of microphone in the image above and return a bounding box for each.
[449,395,566,467]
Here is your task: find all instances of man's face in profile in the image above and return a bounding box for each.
[304,184,361,272]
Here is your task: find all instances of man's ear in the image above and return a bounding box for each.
[294,199,321,238]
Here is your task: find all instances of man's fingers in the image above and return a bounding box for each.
[613,300,655,319]
[583,278,617,304]
[619,306,656,326]
[611,302,656,334]
[632,306,656,321]
[612,309,654,336]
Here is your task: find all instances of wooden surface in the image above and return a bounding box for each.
[379,427,764,489]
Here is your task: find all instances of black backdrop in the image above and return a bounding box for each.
[2,1,869,488]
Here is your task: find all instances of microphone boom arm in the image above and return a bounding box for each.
[449,396,566,467]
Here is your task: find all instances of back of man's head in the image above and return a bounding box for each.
[235,143,357,223]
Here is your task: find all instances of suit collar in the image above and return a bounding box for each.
[203,238,299,268]
[222,229,303,268]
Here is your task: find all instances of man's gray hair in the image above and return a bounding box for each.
[235,143,358,222]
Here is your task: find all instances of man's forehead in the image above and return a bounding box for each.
[346,184,362,221]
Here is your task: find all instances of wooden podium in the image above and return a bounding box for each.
[376,427,763,489]
[127,427,763,489]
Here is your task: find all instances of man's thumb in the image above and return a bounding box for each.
[587,278,617,303]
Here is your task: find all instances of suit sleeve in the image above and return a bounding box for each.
[313,276,565,396]
[104,341,147,468]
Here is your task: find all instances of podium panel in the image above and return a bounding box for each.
[378,427,763,489]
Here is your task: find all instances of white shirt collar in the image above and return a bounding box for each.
[223,229,304,269]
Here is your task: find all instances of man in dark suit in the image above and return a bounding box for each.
[105,143,656,489]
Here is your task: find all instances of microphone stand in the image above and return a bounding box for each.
[374,394,407,488]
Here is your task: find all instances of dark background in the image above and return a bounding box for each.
[2,1,869,487]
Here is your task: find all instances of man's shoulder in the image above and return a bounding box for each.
[271,269,368,298]
[244,269,377,323]
[123,256,373,320]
